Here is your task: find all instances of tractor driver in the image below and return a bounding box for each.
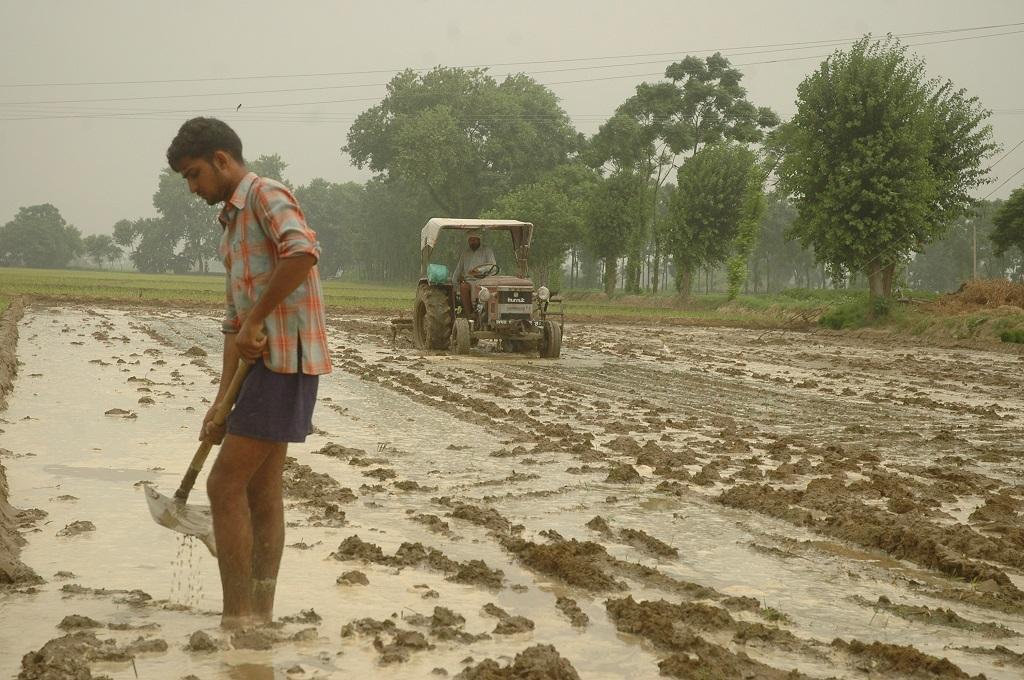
[453,229,496,315]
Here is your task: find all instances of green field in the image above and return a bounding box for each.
[2,267,1022,343]
[0,266,858,325]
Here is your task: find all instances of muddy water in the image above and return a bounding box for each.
[2,304,1024,679]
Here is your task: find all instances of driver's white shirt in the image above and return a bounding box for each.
[453,245,496,282]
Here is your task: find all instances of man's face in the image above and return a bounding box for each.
[177,154,233,205]
[468,236,481,251]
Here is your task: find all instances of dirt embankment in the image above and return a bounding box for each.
[0,297,39,586]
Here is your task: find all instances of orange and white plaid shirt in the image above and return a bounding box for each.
[218,172,332,375]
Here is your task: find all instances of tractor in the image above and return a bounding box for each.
[411,218,563,358]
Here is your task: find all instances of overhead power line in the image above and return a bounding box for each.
[1,20,1021,90]
[1,25,1022,122]
[984,166,1024,200]
[989,138,1024,169]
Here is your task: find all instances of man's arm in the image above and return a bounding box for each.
[201,331,241,443]
[235,254,316,359]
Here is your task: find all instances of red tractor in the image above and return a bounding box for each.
[411,218,563,358]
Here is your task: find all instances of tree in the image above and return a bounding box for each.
[667,143,765,298]
[586,172,647,296]
[345,67,579,217]
[152,168,219,272]
[129,217,190,274]
[750,195,819,292]
[589,58,778,292]
[775,36,997,304]
[992,188,1024,259]
[248,153,289,185]
[82,234,122,269]
[484,163,599,289]
[294,178,364,278]
[349,176,434,283]
[0,204,82,268]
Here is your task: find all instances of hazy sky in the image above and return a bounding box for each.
[1,1,1022,236]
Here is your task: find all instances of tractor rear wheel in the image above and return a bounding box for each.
[452,319,471,354]
[540,320,562,358]
[413,286,452,350]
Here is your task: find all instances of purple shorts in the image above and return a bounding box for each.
[226,359,319,443]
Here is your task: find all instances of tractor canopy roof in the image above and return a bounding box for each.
[420,218,534,252]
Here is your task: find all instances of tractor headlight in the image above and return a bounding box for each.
[537,286,550,301]
[478,287,491,302]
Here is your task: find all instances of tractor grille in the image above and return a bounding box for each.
[499,290,532,305]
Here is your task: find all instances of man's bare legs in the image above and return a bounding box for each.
[248,444,286,623]
[206,434,288,629]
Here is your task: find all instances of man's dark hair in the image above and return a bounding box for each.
[166,117,244,170]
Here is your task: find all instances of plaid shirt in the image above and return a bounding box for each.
[218,172,332,375]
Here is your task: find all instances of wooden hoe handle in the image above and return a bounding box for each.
[174,360,251,502]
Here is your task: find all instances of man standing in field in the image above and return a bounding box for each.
[166,117,331,629]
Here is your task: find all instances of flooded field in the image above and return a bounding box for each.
[3,302,1024,679]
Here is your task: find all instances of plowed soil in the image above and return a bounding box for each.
[1,301,1023,679]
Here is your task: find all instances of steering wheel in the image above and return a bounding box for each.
[467,263,499,279]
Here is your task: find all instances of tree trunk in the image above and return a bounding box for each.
[651,243,661,294]
[625,255,642,294]
[675,265,693,300]
[866,261,896,310]
[604,256,617,297]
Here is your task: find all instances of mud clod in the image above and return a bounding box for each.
[337,570,369,586]
[455,644,580,679]
[185,630,220,652]
[56,521,95,537]
[57,615,102,630]
[604,463,642,484]
[555,597,589,627]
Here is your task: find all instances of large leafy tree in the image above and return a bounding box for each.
[82,234,122,269]
[589,54,778,292]
[0,204,82,268]
[152,168,219,272]
[484,163,599,289]
[345,67,579,217]
[586,172,647,296]
[992,188,1024,259]
[668,143,765,298]
[775,36,997,303]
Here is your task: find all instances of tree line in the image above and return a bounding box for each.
[4,35,1024,302]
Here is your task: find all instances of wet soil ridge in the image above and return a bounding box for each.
[0,298,39,587]
[0,296,23,410]
[330,534,505,589]
[850,595,1021,638]
[282,455,355,526]
[605,596,810,679]
[719,478,1024,610]
[830,638,984,680]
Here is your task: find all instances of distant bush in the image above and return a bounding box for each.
[1000,329,1024,343]
[819,300,869,329]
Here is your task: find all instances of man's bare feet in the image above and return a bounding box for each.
[220,614,253,630]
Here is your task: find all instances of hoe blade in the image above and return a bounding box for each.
[143,485,217,557]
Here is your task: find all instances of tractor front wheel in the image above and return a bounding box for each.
[452,319,471,354]
[540,320,562,358]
